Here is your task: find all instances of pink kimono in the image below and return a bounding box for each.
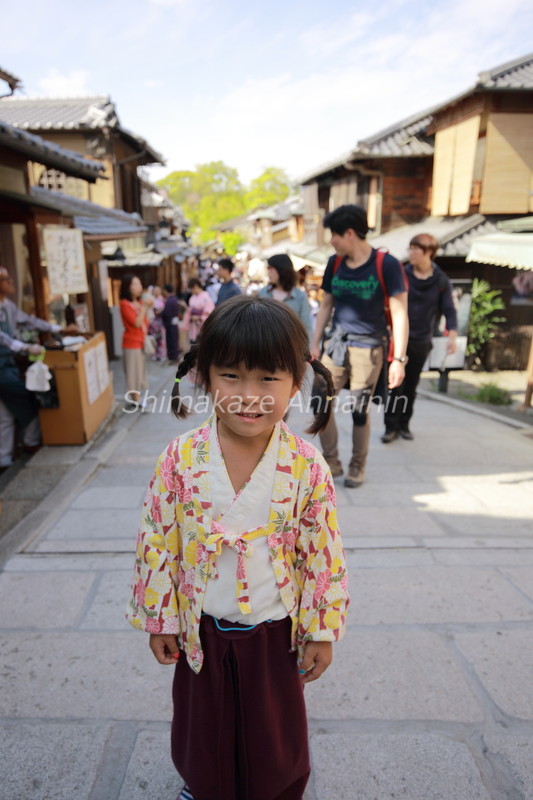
[183,291,214,343]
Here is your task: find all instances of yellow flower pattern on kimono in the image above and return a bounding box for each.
[126,417,349,673]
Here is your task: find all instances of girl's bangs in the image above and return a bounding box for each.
[202,300,304,376]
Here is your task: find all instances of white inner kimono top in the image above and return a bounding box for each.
[202,420,288,624]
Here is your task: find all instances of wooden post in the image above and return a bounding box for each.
[25,217,47,320]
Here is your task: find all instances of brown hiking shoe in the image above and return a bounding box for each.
[327,460,343,478]
[344,468,365,488]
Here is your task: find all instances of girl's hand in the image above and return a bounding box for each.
[299,641,333,683]
[149,633,180,665]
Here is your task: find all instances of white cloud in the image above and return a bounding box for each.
[37,68,91,96]
[139,0,533,185]
[149,0,190,6]
[299,12,376,56]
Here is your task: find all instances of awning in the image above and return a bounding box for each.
[466,232,533,270]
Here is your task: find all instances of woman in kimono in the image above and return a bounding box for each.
[127,295,349,800]
[147,285,166,361]
[182,278,215,344]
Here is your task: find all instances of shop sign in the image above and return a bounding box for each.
[43,228,88,295]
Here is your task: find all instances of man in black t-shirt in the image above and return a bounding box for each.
[311,205,408,487]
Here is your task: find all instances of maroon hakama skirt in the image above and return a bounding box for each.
[171,615,310,800]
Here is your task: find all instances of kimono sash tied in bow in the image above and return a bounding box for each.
[204,519,268,615]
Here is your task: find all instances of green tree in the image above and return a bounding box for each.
[466,278,506,365]
[219,231,244,256]
[157,162,293,246]
[245,166,292,209]
[157,161,246,242]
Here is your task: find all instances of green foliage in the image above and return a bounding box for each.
[466,278,506,359]
[245,167,292,209]
[473,382,513,406]
[156,162,292,246]
[219,231,244,256]
[157,162,245,244]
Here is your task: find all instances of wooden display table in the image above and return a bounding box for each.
[39,332,114,445]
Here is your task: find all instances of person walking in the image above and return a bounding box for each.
[182,278,214,344]
[126,295,349,800]
[215,258,242,306]
[161,284,181,362]
[119,275,153,406]
[148,285,166,361]
[0,265,64,470]
[258,254,313,340]
[310,204,408,488]
[382,233,457,442]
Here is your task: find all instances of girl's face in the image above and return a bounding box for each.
[208,363,299,441]
[267,266,280,286]
[130,277,143,298]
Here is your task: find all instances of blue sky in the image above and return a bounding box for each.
[3,0,533,185]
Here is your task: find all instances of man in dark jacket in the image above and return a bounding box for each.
[215,259,241,306]
[382,233,458,442]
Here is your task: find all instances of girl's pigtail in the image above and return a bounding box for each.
[307,356,335,435]
[171,345,199,419]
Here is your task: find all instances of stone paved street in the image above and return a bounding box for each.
[1,365,532,800]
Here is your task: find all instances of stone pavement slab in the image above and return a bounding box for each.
[89,465,156,487]
[117,728,183,800]
[345,564,533,625]
[454,630,533,719]
[0,632,173,721]
[336,505,445,536]
[71,487,146,510]
[0,722,111,800]
[343,547,436,568]
[482,734,533,800]
[304,631,483,721]
[4,553,133,572]
[78,570,134,630]
[432,548,533,566]
[309,731,492,800]
[501,566,533,603]
[37,508,141,541]
[0,571,96,628]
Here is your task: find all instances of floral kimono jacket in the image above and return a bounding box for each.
[126,416,349,673]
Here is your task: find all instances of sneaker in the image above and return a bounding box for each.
[327,460,343,478]
[399,428,414,440]
[178,788,195,800]
[381,429,398,444]
[344,468,365,488]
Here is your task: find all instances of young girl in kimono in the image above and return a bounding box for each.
[127,295,349,800]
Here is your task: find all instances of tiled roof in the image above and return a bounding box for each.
[298,150,358,184]
[151,238,190,257]
[477,52,533,89]
[439,217,501,256]
[0,95,164,165]
[30,187,147,238]
[0,118,104,181]
[355,109,437,158]
[0,95,118,130]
